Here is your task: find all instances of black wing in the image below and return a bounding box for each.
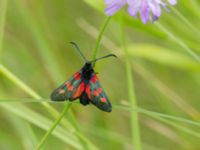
[84,73,112,112]
[51,71,85,101]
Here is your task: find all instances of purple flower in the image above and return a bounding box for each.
[105,0,177,24]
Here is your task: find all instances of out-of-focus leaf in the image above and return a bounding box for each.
[1,104,82,149]
[128,44,200,71]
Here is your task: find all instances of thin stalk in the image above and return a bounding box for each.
[2,97,200,128]
[36,103,71,150]
[2,98,200,128]
[0,64,98,150]
[153,116,200,138]
[0,0,7,55]
[92,16,111,60]
[0,99,53,103]
[25,123,40,149]
[120,20,142,149]
[114,105,200,127]
[156,23,200,63]
[67,111,95,150]
[0,64,70,125]
[2,103,82,149]
[14,2,99,148]
[115,105,200,138]
[170,7,200,37]
[131,62,200,119]
[0,64,59,120]
[0,64,41,99]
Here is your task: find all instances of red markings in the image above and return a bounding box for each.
[97,87,102,93]
[65,82,74,91]
[79,82,85,91]
[68,85,74,91]
[86,84,92,99]
[65,82,71,87]
[91,74,98,83]
[93,87,102,97]
[100,97,107,103]
[93,90,99,97]
[73,72,81,80]
[72,82,85,98]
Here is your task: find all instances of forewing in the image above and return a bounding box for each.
[51,71,85,101]
[86,74,112,112]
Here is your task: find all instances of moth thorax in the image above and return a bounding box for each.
[82,63,94,80]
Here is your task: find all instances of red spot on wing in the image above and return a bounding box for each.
[68,85,74,91]
[93,88,102,97]
[72,82,85,99]
[97,87,102,93]
[65,82,71,87]
[73,72,81,80]
[93,87,103,97]
[100,97,107,103]
[93,90,99,97]
[91,74,98,83]
[86,84,92,99]
[65,82,74,91]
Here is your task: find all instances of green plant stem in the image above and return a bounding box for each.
[2,97,200,128]
[13,2,97,148]
[92,16,111,60]
[0,64,59,118]
[115,105,200,138]
[131,62,200,119]
[170,7,200,37]
[152,115,200,138]
[2,103,82,149]
[0,64,98,149]
[26,123,40,149]
[0,0,7,55]
[1,97,200,128]
[120,21,142,149]
[0,63,70,125]
[0,64,41,98]
[156,23,200,63]
[36,103,71,150]
[0,98,53,103]
[114,105,200,127]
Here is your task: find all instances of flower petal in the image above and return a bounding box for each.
[105,0,126,16]
[150,2,162,18]
[140,0,150,24]
[104,0,177,23]
[168,0,177,5]
[127,5,139,17]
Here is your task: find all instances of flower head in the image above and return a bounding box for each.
[105,0,177,24]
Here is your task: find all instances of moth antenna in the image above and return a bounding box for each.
[93,54,117,63]
[70,41,88,62]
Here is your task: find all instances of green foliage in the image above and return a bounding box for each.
[0,0,200,150]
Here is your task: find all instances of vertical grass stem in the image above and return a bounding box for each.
[120,18,142,150]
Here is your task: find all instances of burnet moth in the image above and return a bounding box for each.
[50,42,116,112]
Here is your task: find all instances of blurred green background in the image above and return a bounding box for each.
[0,0,200,150]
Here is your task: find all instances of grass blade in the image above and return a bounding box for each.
[0,0,7,55]
[120,19,142,149]
[36,103,72,149]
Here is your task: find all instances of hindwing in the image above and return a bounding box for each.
[84,73,112,112]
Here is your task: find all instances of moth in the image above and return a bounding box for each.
[50,42,116,112]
